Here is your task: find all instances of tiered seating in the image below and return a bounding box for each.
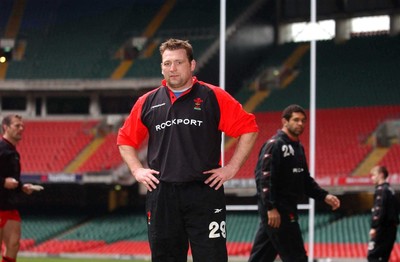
[314,106,400,178]
[78,240,150,255]
[226,105,400,180]
[77,133,122,173]
[312,214,369,243]
[379,144,400,175]
[227,111,280,179]
[236,35,400,180]
[19,239,36,251]
[20,210,400,259]
[58,211,148,242]
[157,0,219,33]
[315,35,400,108]
[226,212,259,243]
[28,239,106,254]
[22,210,147,254]
[19,120,98,173]
[125,0,250,79]
[20,213,88,251]
[256,35,400,112]
[5,0,258,80]
[0,0,13,35]
[7,0,162,79]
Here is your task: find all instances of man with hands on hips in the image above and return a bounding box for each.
[117,38,258,262]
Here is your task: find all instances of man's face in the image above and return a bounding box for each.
[284,112,306,138]
[370,167,381,185]
[4,116,24,144]
[161,48,195,90]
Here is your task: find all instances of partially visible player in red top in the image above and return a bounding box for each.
[118,38,258,262]
[0,115,36,262]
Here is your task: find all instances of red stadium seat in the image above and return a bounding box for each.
[18,120,98,173]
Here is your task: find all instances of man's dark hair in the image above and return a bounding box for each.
[159,38,194,62]
[378,165,389,179]
[282,104,306,121]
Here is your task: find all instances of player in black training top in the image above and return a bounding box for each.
[249,104,340,262]
[367,165,399,262]
[1,114,36,262]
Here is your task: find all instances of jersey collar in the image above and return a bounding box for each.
[162,77,198,103]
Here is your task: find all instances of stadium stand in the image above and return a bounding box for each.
[226,34,400,183]
[18,210,400,259]
[4,0,256,80]
[0,0,14,36]
[18,120,98,173]
[76,133,122,173]
[6,0,164,79]
[379,144,400,175]
[21,213,88,247]
[226,105,400,180]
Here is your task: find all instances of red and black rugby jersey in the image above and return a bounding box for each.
[117,77,258,182]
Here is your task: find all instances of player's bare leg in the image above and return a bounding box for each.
[0,228,3,256]
[2,220,21,262]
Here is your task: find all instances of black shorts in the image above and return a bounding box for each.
[146,181,227,262]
